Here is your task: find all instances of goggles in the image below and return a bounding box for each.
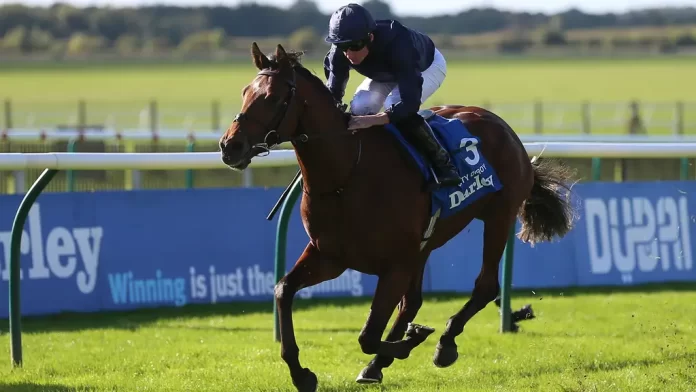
[336,38,369,52]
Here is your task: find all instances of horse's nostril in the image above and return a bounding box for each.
[228,140,245,153]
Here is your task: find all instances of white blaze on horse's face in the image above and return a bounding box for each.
[219,78,272,169]
[240,79,266,115]
[250,78,265,95]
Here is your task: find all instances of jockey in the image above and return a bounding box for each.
[323,3,462,188]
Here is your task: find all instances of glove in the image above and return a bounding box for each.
[335,101,348,113]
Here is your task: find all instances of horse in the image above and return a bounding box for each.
[219,43,578,392]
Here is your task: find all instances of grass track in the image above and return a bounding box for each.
[1,283,695,391]
[1,56,695,133]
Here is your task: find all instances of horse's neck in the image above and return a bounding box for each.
[293,77,358,195]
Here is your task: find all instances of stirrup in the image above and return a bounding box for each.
[437,174,463,188]
[426,167,461,191]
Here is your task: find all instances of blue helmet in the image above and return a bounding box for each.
[325,3,376,44]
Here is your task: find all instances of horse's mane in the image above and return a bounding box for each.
[267,50,338,105]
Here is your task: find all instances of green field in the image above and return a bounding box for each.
[1,56,695,134]
[1,284,695,391]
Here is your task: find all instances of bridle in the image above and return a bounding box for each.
[231,68,308,157]
[232,63,364,194]
[232,65,361,157]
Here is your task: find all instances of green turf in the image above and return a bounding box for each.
[1,56,695,134]
[1,284,695,391]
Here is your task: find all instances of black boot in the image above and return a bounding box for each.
[400,115,462,188]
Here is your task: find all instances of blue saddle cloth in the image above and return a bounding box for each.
[383,112,503,220]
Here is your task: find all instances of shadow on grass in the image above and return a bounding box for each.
[513,351,696,379]
[3,295,378,335]
[0,282,693,335]
[318,382,401,392]
[0,382,95,392]
[527,281,696,298]
[154,323,363,334]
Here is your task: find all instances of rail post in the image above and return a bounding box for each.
[9,168,59,367]
[499,222,517,333]
[272,174,303,342]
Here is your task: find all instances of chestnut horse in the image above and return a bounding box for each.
[219,43,577,392]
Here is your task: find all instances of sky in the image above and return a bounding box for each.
[7,0,695,16]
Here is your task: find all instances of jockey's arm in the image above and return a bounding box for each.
[383,40,424,125]
[323,46,351,105]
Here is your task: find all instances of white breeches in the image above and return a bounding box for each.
[349,48,447,116]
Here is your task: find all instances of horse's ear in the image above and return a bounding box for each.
[251,42,270,70]
[275,44,288,63]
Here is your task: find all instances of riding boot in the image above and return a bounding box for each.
[400,115,462,188]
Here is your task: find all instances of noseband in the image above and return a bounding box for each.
[232,68,308,156]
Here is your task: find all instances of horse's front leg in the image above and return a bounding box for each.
[356,263,426,384]
[357,267,435,364]
[276,242,346,392]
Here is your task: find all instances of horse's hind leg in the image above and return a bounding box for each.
[356,263,427,384]
[432,209,517,368]
[493,295,535,332]
[276,242,346,392]
[357,265,435,364]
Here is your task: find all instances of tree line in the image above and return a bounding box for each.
[1,0,695,56]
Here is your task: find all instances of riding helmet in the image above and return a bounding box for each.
[325,3,377,43]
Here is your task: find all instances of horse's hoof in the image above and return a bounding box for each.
[294,368,318,392]
[512,304,535,323]
[406,323,435,346]
[521,304,535,320]
[355,365,383,384]
[433,342,459,368]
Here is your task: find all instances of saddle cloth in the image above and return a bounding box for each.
[382,110,503,220]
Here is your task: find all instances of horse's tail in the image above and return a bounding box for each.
[516,157,578,246]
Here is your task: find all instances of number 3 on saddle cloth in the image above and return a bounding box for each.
[383,110,504,223]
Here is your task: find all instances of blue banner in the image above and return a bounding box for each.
[1,180,694,318]
[572,182,695,286]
